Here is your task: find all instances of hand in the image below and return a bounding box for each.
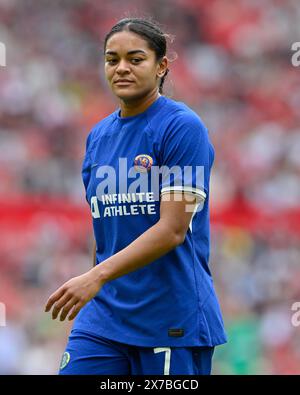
[44,270,103,321]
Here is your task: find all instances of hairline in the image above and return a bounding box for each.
[104,29,163,60]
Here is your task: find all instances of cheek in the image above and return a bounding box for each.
[104,67,114,82]
[137,65,157,84]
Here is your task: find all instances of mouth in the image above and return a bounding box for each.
[114,80,134,86]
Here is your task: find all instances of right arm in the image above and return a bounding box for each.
[92,239,96,267]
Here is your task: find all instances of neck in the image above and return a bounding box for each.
[119,90,161,118]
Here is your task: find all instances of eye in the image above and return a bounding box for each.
[131,58,143,64]
[106,59,117,64]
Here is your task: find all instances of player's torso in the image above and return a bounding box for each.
[86,117,163,258]
[75,100,228,347]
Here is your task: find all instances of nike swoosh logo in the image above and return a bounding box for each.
[91,163,98,168]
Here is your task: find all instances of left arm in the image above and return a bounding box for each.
[44,192,199,321]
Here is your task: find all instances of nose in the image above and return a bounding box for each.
[116,59,130,75]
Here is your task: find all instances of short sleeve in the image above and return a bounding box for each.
[81,130,93,204]
[159,112,213,202]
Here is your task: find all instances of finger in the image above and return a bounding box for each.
[51,292,74,320]
[59,297,78,322]
[68,302,84,321]
[45,287,66,312]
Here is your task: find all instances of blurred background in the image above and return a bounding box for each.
[0,0,300,374]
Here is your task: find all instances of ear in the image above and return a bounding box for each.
[156,56,168,78]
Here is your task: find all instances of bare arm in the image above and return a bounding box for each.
[91,192,199,283]
[92,239,96,268]
[45,192,200,321]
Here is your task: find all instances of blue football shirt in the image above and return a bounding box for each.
[73,95,227,347]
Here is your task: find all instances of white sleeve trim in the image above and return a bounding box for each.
[160,186,206,201]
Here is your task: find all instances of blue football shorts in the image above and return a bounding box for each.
[58,329,215,375]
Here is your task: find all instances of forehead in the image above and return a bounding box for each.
[105,31,152,55]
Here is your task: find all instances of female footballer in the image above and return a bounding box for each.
[45,17,227,375]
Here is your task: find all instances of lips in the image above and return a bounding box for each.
[114,80,134,85]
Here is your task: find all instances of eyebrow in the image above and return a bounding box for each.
[105,50,147,56]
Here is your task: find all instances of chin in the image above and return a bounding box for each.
[115,90,143,102]
[114,87,150,102]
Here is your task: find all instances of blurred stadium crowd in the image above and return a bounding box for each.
[0,0,300,374]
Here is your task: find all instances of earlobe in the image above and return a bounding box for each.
[158,68,167,78]
[158,69,168,78]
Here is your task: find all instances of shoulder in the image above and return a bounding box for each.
[85,111,118,151]
[151,97,208,142]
